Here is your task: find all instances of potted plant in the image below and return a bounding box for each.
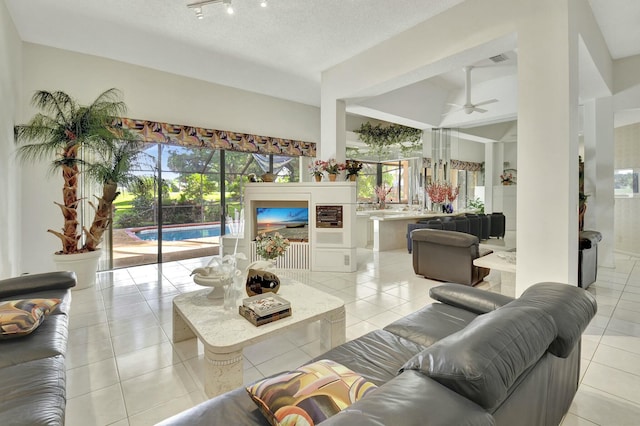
[355,122,422,157]
[344,160,363,181]
[14,88,140,289]
[308,160,325,182]
[322,158,343,181]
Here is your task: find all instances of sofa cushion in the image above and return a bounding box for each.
[0,355,66,426]
[0,298,60,339]
[384,303,478,347]
[314,329,426,385]
[0,314,68,368]
[505,282,597,358]
[401,306,557,410]
[246,359,377,426]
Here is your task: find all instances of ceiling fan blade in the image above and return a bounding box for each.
[473,99,498,107]
[469,107,488,114]
[446,102,463,107]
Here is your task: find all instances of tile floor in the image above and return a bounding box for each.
[64,235,640,425]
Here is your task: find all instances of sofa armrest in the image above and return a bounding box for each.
[321,370,495,426]
[429,283,514,315]
[0,272,76,299]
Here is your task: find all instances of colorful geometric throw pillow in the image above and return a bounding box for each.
[0,298,61,339]
[246,359,377,426]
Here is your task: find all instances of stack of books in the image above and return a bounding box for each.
[239,293,292,326]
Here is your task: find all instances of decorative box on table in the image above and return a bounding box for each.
[239,293,292,326]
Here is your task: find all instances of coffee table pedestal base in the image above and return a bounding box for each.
[204,348,243,398]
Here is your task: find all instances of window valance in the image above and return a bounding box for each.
[114,118,316,157]
[422,158,483,172]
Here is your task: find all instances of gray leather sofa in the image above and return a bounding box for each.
[160,281,596,426]
[411,228,493,285]
[0,272,76,426]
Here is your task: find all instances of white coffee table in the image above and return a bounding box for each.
[473,251,516,285]
[172,278,346,397]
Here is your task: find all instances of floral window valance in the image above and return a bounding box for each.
[422,158,483,172]
[114,117,316,157]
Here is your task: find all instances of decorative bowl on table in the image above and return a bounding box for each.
[191,255,240,299]
[192,270,234,299]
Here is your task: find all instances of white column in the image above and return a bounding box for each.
[583,97,615,267]
[516,0,580,295]
[320,93,346,162]
[493,143,505,213]
[484,143,495,214]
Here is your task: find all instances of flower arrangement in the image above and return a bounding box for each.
[322,158,343,175]
[344,160,363,177]
[500,172,514,184]
[375,185,393,204]
[308,160,325,178]
[426,182,459,204]
[255,232,290,261]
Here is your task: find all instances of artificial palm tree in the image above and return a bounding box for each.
[14,88,137,254]
[82,140,143,251]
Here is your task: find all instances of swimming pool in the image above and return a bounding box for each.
[135,224,231,241]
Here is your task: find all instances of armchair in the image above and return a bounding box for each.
[411,229,492,286]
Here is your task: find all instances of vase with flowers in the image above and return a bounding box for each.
[500,172,514,185]
[375,184,393,210]
[322,158,344,181]
[426,181,459,212]
[344,160,363,181]
[255,232,290,262]
[309,160,325,182]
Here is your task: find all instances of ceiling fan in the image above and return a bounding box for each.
[443,66,498,115]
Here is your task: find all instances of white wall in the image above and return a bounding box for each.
[0,2,22,278]
[614,123,640,256]
[18,44,320,274]
[453,138,485,163]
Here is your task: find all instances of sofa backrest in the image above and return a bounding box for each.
[411,228,478,248]
[503,282,598,357]
[401,306,557,410]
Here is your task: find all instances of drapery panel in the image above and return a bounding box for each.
[114,118,316,157]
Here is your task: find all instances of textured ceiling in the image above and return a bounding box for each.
[5,0,465,105]
[6,0,640,133]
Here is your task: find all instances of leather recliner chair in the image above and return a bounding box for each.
[490,212,506,238]
[579,230,602,289]
[411,229,493,286]
[406,220,443,253]
[478,213,491,240]
[465,214,481,240]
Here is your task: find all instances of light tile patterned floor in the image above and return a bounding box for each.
[64,237,640,425]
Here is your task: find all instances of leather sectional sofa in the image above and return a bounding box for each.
[160,281,597,426]
[0,272,76,426]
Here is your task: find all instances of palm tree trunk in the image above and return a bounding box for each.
[47,158,81,254]
[83,182,118,251]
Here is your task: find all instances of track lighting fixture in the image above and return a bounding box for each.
[223,0,234,14]
[187,0,267,19]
